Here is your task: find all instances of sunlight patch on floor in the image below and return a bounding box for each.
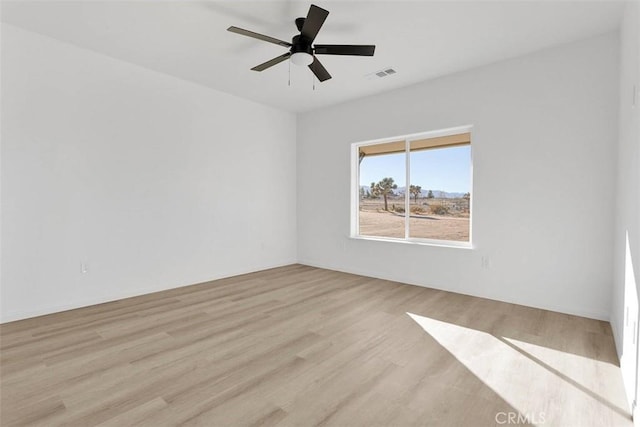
[406,312,632,426]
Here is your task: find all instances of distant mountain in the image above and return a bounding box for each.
[360,185,466,199]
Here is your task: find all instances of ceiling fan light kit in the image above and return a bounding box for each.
[291,52,314,66]
[227,4,375,82]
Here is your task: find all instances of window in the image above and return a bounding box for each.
[352,126,472,245]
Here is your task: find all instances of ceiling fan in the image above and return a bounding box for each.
[227,4,375,82]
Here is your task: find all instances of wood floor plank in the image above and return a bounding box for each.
[0,264,632,426]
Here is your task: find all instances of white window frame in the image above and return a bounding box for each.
[351,125,474,248]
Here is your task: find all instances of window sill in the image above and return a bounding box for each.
[349,235,474,249]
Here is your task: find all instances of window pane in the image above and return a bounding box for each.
[408,144,470,241]
[358,149,406,239]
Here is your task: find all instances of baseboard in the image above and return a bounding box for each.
[298,259,610,322]
[610,316,623,359]
[0,260,297,324]
[3,258,610,324]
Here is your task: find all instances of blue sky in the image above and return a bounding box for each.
[359,146,471,193]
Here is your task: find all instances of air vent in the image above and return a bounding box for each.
[366,67,397,80]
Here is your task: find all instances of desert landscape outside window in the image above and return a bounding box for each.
[355,128,472,244]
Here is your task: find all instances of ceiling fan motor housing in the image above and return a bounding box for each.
[291,34,313,56]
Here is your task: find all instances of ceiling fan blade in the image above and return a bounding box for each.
[251,52,292,72]
[300,4,329,42]
[308,57,331,82]
[314,44,376,56]
[227,26,291,47]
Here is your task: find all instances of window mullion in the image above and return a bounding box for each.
[354,145,360,236]
[404,139,410,240]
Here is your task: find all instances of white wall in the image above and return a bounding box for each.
[297,33,619,320]
[0,23,625,325]
[0,25,297,322]
[610,0,640,414]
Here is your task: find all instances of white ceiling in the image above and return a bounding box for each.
[1,1,626,113]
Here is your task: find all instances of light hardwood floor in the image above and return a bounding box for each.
[0,264,632,426]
